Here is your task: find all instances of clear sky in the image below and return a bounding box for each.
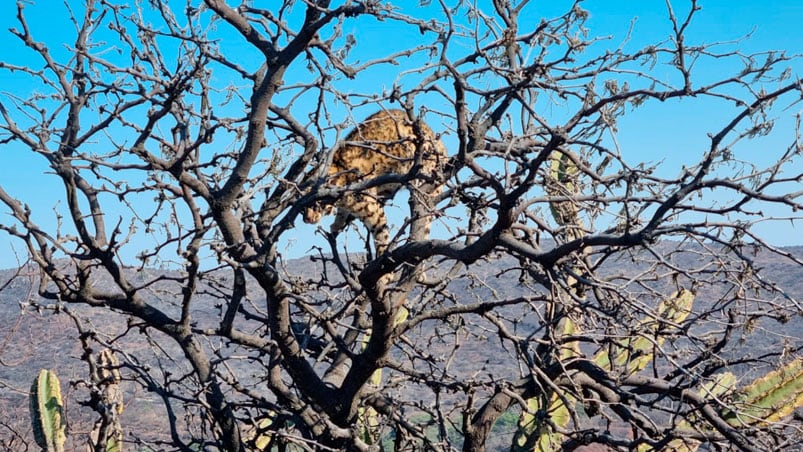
[0,1,802,269]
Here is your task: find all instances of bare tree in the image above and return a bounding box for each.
[1,1,802,451]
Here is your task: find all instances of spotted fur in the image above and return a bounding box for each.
[303,109,447,254]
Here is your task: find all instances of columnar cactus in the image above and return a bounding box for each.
[512,319,577,452]
[637,372,738,452]
[725,357,803,426]
[92,348,124,452]
[636,361,803,452]
[546,149,583,241]
[512,150,587,451]
[357,306,409,445]
[29,369,67,452]
[514,289,696,451]
[511,149,803,451]
[593,289,695,375]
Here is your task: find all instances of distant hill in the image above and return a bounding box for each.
[1,244,801,449]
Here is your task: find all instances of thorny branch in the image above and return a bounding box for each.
[0,1,802,451]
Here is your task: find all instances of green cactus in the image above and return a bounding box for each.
[30,356,125,452]
[638,372,737,452]
[29,369,67,452]
[594,289,695,375]
[513,289,695,451]
[547,149,582,238]
[356,306,409,444]
[635,359,803,451]
[511,150,803,451]
[512,318,578,452]
[724,357,803,426]
[92,348,124,452]
[512,394,572,452]
[512,150,587,451]
[252,413,276,450]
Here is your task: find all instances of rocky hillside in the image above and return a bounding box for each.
[1,245,801,450]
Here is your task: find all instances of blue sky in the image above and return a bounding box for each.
[0,1,802,269]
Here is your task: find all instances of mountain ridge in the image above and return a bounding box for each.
[1,244,802,449]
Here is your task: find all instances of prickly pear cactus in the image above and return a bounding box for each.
[29,369,67,452]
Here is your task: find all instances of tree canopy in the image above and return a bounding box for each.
[1,1,802,451]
